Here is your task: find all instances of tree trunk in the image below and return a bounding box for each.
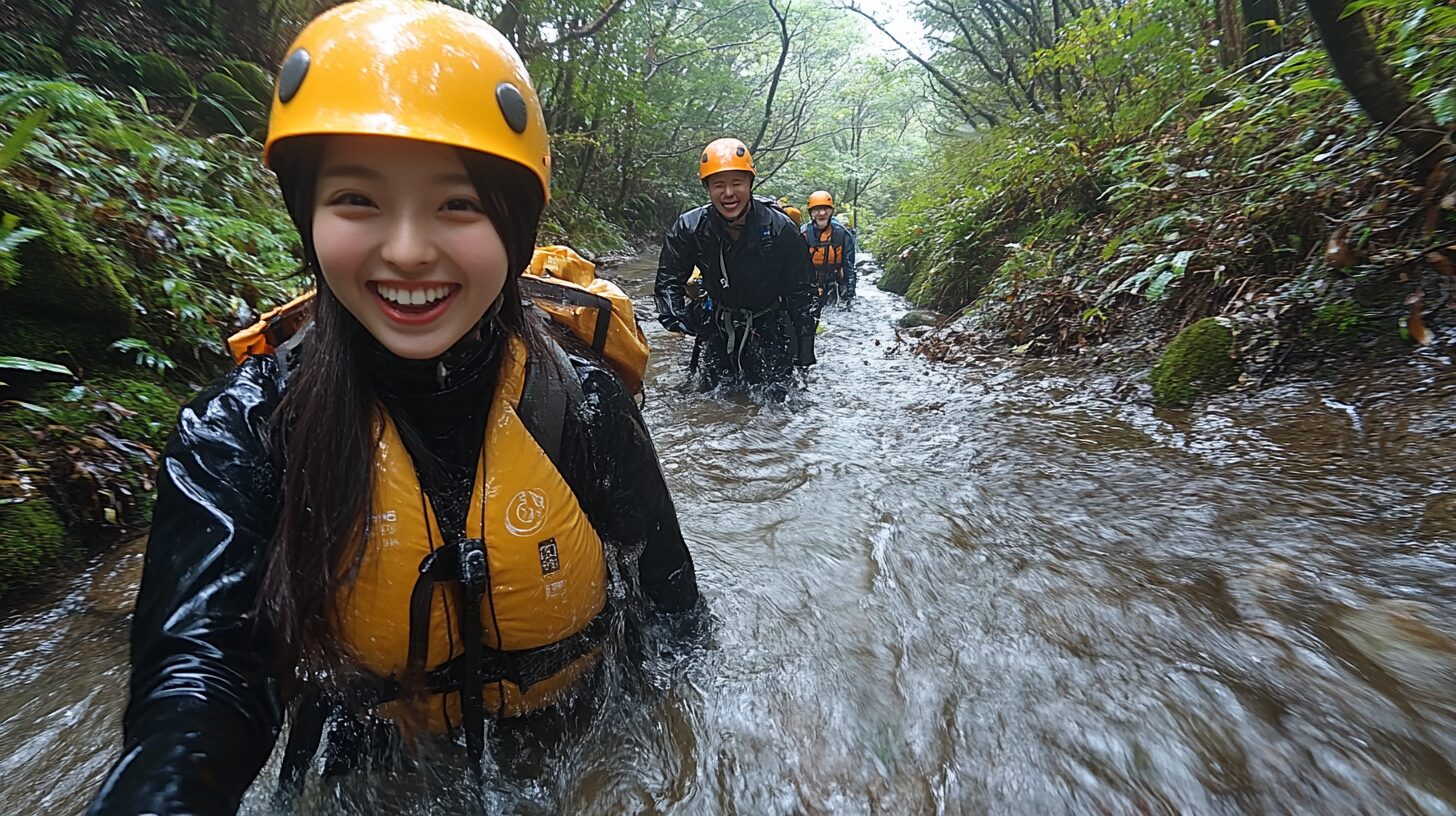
[1241,0,1283,63]
[58,0,97,53]
[1215,0,1244,68]
[1305,0,1454,175]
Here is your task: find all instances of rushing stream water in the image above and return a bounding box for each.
[2,255,1454,814]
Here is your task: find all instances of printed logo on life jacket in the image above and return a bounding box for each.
[538,537,560,575]
[371,509,399,548]
[505,488,548,537]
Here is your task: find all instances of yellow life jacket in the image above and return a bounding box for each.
[337,335,608,726]
[227,246,649,396]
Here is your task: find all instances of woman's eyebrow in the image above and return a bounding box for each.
[318,164,382,181]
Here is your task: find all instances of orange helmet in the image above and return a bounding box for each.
[699,137,756,181]
[784,206,803,226]
[808,190,834,210]
[264,0,551,200]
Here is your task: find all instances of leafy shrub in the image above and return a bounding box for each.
[218,59,275,105]
[134,52,194,98]
[4,43,68,77]
[0,73,303,374]
[164,32,222,59]
[198,71,264,136]
[66,36,139,82]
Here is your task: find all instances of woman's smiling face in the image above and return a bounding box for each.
[312,135,510,360]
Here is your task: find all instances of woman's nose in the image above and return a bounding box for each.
[380,215,438,272]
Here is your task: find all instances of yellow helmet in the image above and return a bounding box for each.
[784,206,803,226]
[808,190,834,210]
[699,137,756,181]
[264,0,551,200]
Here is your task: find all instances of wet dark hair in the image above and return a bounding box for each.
[260,136,549,683]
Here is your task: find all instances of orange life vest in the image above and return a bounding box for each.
[805,224,846,282]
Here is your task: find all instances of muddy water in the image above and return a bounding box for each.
[2,255,1454,814]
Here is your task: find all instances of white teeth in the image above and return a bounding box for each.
[377,284,451,306]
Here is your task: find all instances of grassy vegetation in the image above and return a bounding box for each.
[872,0,1455,398]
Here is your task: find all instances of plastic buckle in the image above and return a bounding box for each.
[459,538,487,595]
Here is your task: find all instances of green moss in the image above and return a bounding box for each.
[1309,298,1367,339]
[1149,317,1238,407]
[198,71,265,136]
[218,59,274,105]
[0,183,133,359]
[877,261,914,295]
[0,496,66,597]
[94,375,181,447]
[134,52,194,98]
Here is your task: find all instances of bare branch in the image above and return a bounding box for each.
[750,0,794,154]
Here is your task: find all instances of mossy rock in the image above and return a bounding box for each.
[93,374,182,447]
[0,496,66,597]
[1149,317,1238,407]
[218,59,275,105]
[0,183,133,360]
[197,71,265,136]
[898,309,947,329]
[134,52,194,98]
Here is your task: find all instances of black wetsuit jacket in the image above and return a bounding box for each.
[86,325,699,816]
[654,198,817,338]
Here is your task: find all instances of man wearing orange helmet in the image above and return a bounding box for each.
[654,137,817,395]
[802,190,857,313]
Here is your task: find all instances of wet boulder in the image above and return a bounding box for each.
[898,309,946,329]
[1149,317,1237,407]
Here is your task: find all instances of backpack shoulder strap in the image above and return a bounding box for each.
[516,313,585,472]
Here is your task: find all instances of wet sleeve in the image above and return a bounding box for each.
[87,365,283,816]
[778,221,818,336]
[653,214,697,332]
[575,368,699,614]
[843,229,858,296]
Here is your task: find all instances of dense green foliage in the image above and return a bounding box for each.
[874,0,1455,372]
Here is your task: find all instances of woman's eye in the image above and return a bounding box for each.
[331,192,375,208]
[443,197,483,213]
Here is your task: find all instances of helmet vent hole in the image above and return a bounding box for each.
[735,147,745,157]
[277,49,310,103]
[496,82,529,134]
